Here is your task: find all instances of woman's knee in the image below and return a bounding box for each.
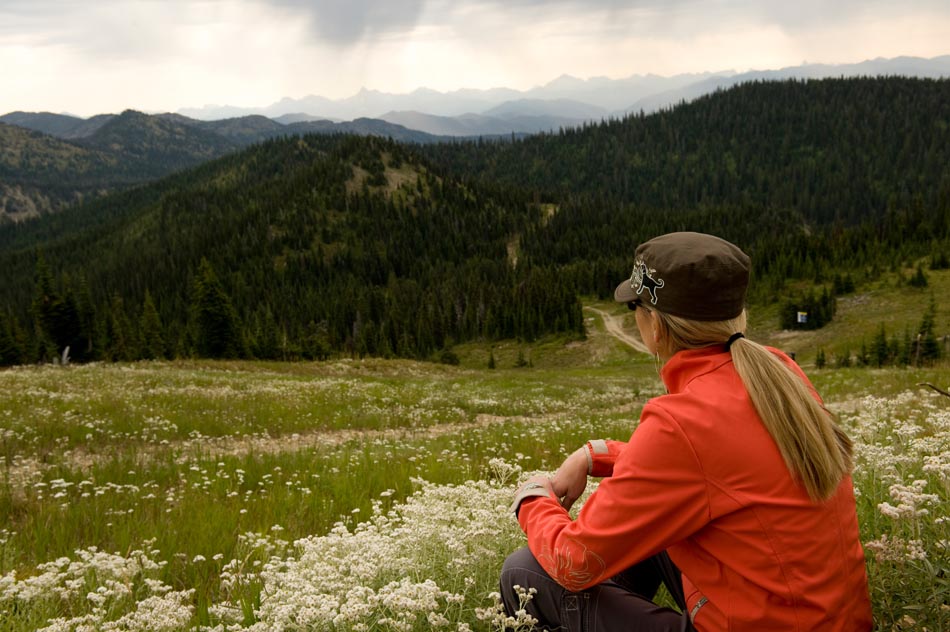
[500,547,548,605]
[501,546,542,583]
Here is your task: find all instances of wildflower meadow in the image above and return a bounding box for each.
[0,345,948,630]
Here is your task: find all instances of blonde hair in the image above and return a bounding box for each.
[653,309,853,502]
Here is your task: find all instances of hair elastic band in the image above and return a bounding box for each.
[725,332,745,351]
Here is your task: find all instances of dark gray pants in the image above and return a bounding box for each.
[500,548,694,632]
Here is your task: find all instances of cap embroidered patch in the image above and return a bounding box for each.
[630,259,664,304]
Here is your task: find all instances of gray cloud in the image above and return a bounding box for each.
[265,0,427,46]
[0,1,177,58]
[5,0,949,51]
[3,0,948,66]
[441,0,950,31]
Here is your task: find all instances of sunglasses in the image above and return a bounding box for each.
[627,299,648,312]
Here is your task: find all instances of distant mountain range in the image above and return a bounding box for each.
[7,55,950,142]
[176,55,950,134]
[378,98,607,137]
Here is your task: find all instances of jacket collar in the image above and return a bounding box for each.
[660,346,732,394]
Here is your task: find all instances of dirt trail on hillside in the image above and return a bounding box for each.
[584,306,651,354]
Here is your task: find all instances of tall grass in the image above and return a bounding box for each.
[1,353,948,630]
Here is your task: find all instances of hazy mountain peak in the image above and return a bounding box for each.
[165,54,950,124]
[545,74,584,88]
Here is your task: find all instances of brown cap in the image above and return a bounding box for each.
[613,232,750,321]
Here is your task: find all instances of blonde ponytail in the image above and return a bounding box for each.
[654,310,852,502]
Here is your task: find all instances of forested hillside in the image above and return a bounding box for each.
[0,135,582,364]
[0,77,948,365]
[0,111,115,139]
[0,123,121,221]
[0,110,452,222]
[423,77,950,298]
[0,111,241,220]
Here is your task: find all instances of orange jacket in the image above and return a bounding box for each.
[517,346,872,630]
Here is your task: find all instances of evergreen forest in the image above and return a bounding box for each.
[0,77,948,365]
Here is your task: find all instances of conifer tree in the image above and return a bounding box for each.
[304,320,332,361]
[31,257,82,361]
[0,312,22,367]
[872,324,889,367]
[899,328,912,367]
[916,297,941,365]
[106,295,139,361]
[251,308,282,360]
[191,259,243,359]
[856,341,870,367]
[835,348,851,369]
[515,348,529,368]
[73,276,97,361]
[908,264,929,288]
[139,290,165,360]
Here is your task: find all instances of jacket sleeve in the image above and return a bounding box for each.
[586,439,626,477]
[517,402,711,592]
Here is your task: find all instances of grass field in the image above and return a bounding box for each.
[1,293,948,630]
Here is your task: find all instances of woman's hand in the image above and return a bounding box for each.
[550,446,590,511]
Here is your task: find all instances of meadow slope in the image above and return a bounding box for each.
[0,306,948,630]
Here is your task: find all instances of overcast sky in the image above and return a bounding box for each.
[1,0,948,117]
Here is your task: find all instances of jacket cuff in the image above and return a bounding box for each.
[587,439,614,477]
[510,481,552,516]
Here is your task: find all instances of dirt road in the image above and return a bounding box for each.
[584,306,651,354]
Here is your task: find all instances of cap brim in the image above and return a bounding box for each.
[614,280,637,303]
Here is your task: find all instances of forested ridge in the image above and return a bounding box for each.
[0,134,582,363]
[0,111,240,220]
[0,110,451,221]
[0,77,948,365]
[423,77,950,298]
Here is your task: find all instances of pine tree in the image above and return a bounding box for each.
[916,297,941,365]
[856,341,870,367]
[139,290,165,360]
[908,264,929,288]
[304,320,332,361]
[872,323,889,367]
[0,312,22,367]
[73,275,97,361]
[191,259,242,358]
[106,295,139,362]
[252,308,282,360]
[835,348,852,369]
[898,328,912,367]
[31,255,81,360]
[515,348,529,368]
